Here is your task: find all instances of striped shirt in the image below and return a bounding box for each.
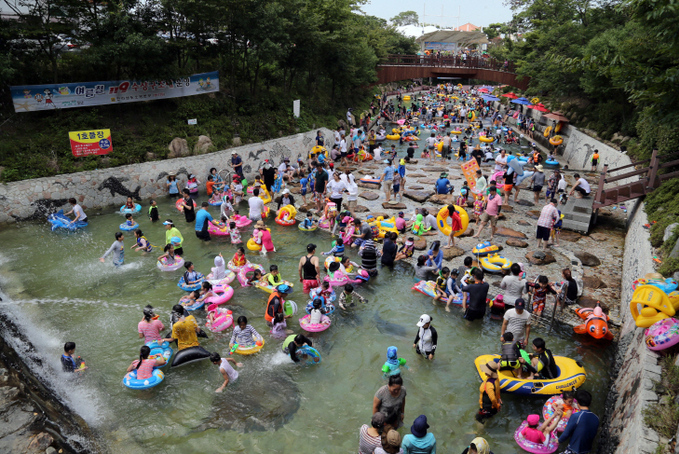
[358,424,382,454]
[538,204,559,229]
[138,319,164,343]
[230,325,261,346]
[130,358,156,380]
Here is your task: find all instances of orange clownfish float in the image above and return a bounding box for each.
[573,303,613,340]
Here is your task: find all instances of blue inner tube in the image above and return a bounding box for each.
[120,204,142,214]
[209,200,222,206]
[123,368,164,390]
[171,345,211,368]
[295,346,322,365]
[184,299,205,311]
[178,274,204,292]
[146,341,173,367]
[48,210,88,231]
[545,159,560,166]
[119,222,139,231]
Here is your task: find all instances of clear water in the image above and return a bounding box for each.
[0,197,612,453]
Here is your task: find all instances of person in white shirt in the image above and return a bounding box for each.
[326,172,347,212]
[501,298,531,346]
[64,197,88,223]
[248,188,266,221]
[569,173,591,198]
[339,135,348,166]
[500,263,527,307]
[374,145,382,160]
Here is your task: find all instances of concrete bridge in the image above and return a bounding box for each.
[376,54,530,90]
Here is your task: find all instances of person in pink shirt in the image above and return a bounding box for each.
[473,186,503,241]
[536,198,559,250]
[126,345,166,380]
[521,411,563,444]
[255,221,276,253]
[138,306,171,344]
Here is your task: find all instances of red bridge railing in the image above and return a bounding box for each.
[379,54,517,74]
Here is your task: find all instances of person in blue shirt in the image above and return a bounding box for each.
[426,240,443,270]
[558,390,599,454]
[317,152,326,165]
[195,202,214,241]
[435,172,453,194]
[380,160,395,202]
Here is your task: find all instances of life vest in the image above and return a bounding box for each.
[537,349,558,379]
[136,236,153,252]
[282,334,296,354]
[266,292,283,323]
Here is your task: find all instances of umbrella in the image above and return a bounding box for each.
[482,95,500,102]
[511,97,531,105]
[502,92,518,99]
[544,112,570,122]
[528,103,550,113]
[478,88,489,93]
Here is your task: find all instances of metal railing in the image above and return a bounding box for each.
[379,54,516,73]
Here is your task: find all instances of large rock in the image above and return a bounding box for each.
[354,205,370,213]
[358,182,381,189]
[517,220,531,226]
[578,295,608,311]
[525,250,556,265]
[408,185,425,190]
[526,210,541,219]
[583,276,608,289]
[589,233,607,242]
[422,166,449,172]
[429,194,455,205]
[359,191,380,201]
[506,238,528,248]
[297,204,312,213]
[516,200,535,207]
[500,205,514,212]
[575,251,601,266]
[408,173,427,178]
[417,178,438,185]
[495,227,528,239]
[559,230,582,242]
[413,238,427,250]
[460,227,474,237]
[665,223,679,241]
[382,202,407,210]
[404,190,434,203]
[27,433,54,451]
[168,137,189,158]
[194,135,213,154]
[443,246,465,260]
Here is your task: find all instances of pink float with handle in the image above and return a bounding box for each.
[205,305,233,332]
[207,222,230,237]
[645,317,679,351]
[237,262,265,287]
[233,214,252,228]
[299,314,331,332]
[514,421,559,454]
[542,395,580,432]
[205,285,234,306]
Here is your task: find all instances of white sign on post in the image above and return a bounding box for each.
[188,119,197,125]
[293,100,300,118]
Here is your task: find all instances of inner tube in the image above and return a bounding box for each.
[119,222,139,231]
[514,420,559,454]
[299,314,331,332]
[170,345,211,367]
[255,280,294,294]
[207,222,230,236]
[549,135,563,146]
[146,341,173,367]
[206,271,236,286]
[157,256,185,272]
[542,395,580,432]
[298,223,318,232]
[237,262,265,287]
[479,135,494,143]
[645,318,679,351]
[247,238,262,251]
[233,215,252,228]
[284,300,298,316]
[480,253,513,273]
[178,273,204,292]
[175,198,197,212]
[204,285,234,306]
[472,241,502,256]
[235,339,265,355]
[120,204,142,214]
[47,210,88,231]
[294,346,322,365]
[179,294,204,311]
[436,205,469,237]
[123,369,165,390]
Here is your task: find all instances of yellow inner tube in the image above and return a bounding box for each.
[531,97,540,104]
[481,253,512,272]
[386,134,400,140]
[549,135,563,146]
[479,136,494,143]
[436,205,469,237]
[259,186,272,204]
[451,130,462,135]
[247,238,262,251]
[235,338,265,355]
[392,128,403,134]
[543,126,553,137]
[403,95,411,101]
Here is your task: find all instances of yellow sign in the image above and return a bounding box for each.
[68,129,112,157]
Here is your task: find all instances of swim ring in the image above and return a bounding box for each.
[236,262,265,287]
[549,135,563,146]
[207,222,230,236]
[386,134,400,140]
[247,238,262,251]
[411,280,462,305]
[542,395,580,432]
[298,222,318,232]
[157,256,185,272]
[632,278,678,294]
[435,205,469,237]
[310,286,337,303]
[514,420,559,454]
[481,253,512,273]
[259,187,272,205]
[120,204,141,214]
[146,340,173,368]
[208,197,222,206]
[255,280,294,294]
[645,317,679,351]
[295,346,322,365]
[234,339,265,355]
[205,285,234,306]
[206,271,236,286]
[179,294,204,311]
[479,135,494,143]
[544,158,560,168]
[543,126,553,137]
[232,215,253,228]
[305,300,336,315]
[275,205,297,226]
[122,369,164,390]
[403,95,411,101]
[177,273,204,292]
[205,305,233,333]
[119,221,139,231]
[175,198,197,212]
[47,210,88,231]
[299,314,332,332]
[472,241,501,256]
[284,300,298,316]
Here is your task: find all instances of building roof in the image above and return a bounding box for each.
[415,30,489,46]
[454,23,480,32]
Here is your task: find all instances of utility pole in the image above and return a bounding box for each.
[422,3,460,30]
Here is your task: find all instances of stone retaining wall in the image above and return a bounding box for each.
[561,129,636,185]
[598,202,661,454]
[0,128,335,224]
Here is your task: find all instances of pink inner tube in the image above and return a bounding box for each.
[208,222,230,236]
[205,285,234,306]
[490,170,504,184]
[645,317,679,351]
[175,198,197,212]
[206,271,236,285]
[514,421,559,454]
[157,256,185,272]
[324,273,360,288]
[542,395,580,432]
[206,307,233,332]
[237,263,265,287]
[299,314,332,332]
[233,215,252,228]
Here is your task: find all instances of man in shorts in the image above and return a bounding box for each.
[530,164,545,204]
[569,173,591,198]
[298,244,321,294]
[380,160,395,202]
[473,186,502,241]
[536,198,559,251]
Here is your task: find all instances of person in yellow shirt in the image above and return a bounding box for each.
[171,304,200,351]
[164,219,184,256]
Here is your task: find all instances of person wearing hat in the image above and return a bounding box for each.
[413,314,437,360]
[165,172,179,197]
[477,360,502,423]
[254,220,276,253]
[434,172,453,195]
[375,429,402,454]
[276,188,296,210]
[401,415,436,454]
[373,374,407,430]
[501,297,531,347]
[530,164,545,204]
[265,283,292,325]
[521,411,563,445]
[461,436,493,454]
[358,412,386,454]
[230,151,243,178]
[163,219,184,256]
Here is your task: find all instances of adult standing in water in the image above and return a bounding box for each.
[373,374,407,430]
[401,415,436,454]
[194,202,213,241]
[64,198,88,225]
[461,268,490,322]
[265,284,293,325]
[298,243,321,294]
[163,219,184,256]
[248,188,266,222]
[180,189,196,223]
[413,314,437,360]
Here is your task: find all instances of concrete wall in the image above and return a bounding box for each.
[562,129,636,185]
[0,128,335,223]
[598,203,662,454]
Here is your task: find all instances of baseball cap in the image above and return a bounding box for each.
[163,220,173,226]
[417,314,432,327]
[527,414,540,426]
[515,298,526,309]
[231,151,238,155]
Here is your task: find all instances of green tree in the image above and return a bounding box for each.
[390,10,419,27]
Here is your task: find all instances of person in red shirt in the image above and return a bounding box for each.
[520,411,562,444]
[473,186,502,241]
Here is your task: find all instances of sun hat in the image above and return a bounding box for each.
[480,360,499,378]
[535,164,544,172]
[276,284,292,294]
[410,415,430,438]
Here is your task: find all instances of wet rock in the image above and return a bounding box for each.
[28,433,53,451]
[288,186,301,194]
[413,238,427,250]
[297,204,311,213]
[517,220,531,226]
[359,191,380,201]
[526,210,541,219]
[575,251,601,266]
[404,190,434,203]
[443,246,465,260]
[506,238,528,248]
[382,202,407,210]
[495,227,528,239]
[500,205,514,212]
[168,137,189,158]
[408,173,427,178]
[194,135,213,154]
[460,227,474,237]
[578,295,608,311]
[583,276,608,289]
[589,233,607,241]
[516,200,534,207]
[408,185,425,190]
[525,251,556,265]
[354,205,370,213]
[429,194,455,205]
[417,178,438,185]
[559,230,582,242]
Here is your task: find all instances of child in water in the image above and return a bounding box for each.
[231,248,247,267]
[61,341,87,373]
[308,298,328,324]
[338,283,367,310]
[270,312,293,339]
[180,290,199,308]
[158,244,178,266]
[124,213,136,227]
[183,261,202,286]
[264,264,284,288]
[382,346,407,376]
[247,269,267,286]
[520,411,563,445]
[322,238,345,257]
[301,212,316,230]
[395,237,415,262]
[229,222,241,244]
[126,345,166,380]
[229,316,262,348]
[132,229,153,253]
[434,267,451,304]
[148,199,159,222]
[124,197,135,210]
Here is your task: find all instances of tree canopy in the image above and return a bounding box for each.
[390,10,419,27]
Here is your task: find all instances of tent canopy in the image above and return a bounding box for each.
[415,30,490,46]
